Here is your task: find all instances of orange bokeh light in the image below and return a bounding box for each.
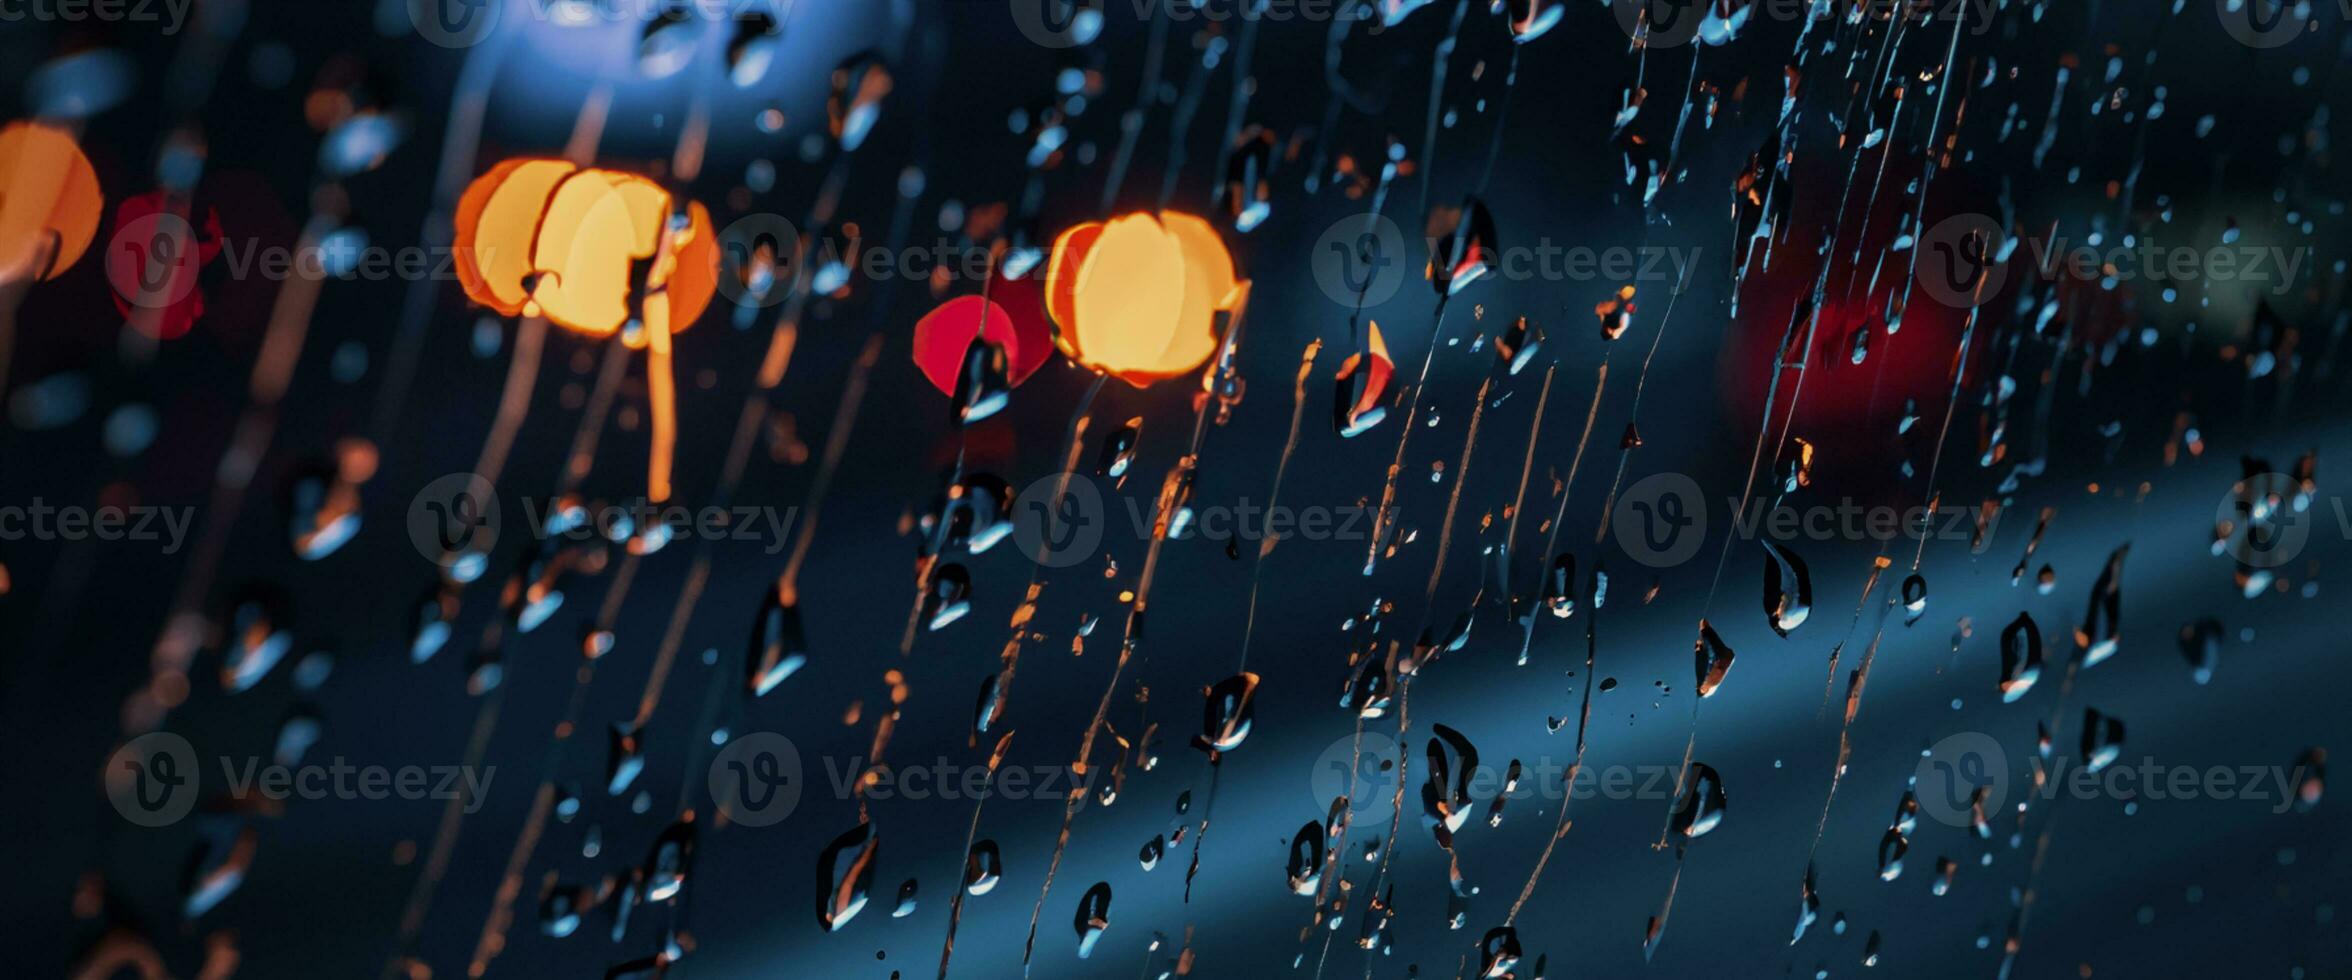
[1045,211,1245,388]
[454,159,719,501]
[0,120,103,284]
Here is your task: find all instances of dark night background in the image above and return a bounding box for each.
[3,0,2349,977]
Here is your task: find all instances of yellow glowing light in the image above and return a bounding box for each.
[454,159,717,501]
[1045,211,1245,388]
